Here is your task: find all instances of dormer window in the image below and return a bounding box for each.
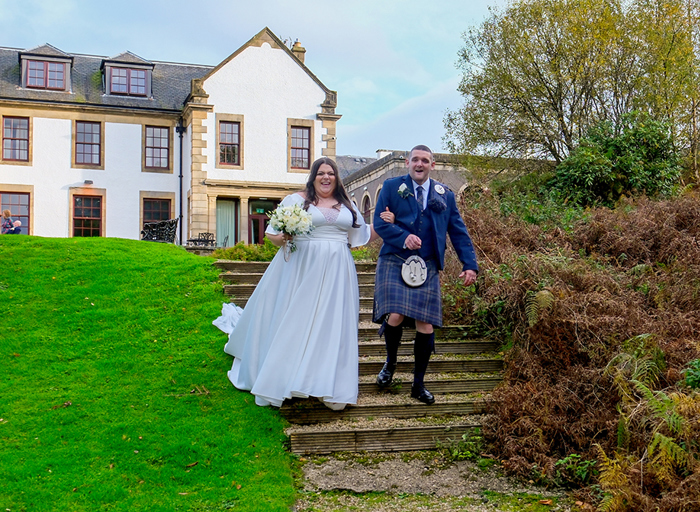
[102,52,154,98]
[27,60,66,90]
[109,67,147,96]
[19,45,73,92]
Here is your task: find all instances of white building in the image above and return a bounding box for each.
[0,27,341,245]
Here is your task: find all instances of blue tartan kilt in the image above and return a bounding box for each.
[372,253,443,327]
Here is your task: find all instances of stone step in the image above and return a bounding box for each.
[358,358,503,376]
[358,340,501,357]
[288,423,480,455]
[358,376,501,395]
[280,397,488,425]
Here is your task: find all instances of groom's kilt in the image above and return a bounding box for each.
[372,254,443,327]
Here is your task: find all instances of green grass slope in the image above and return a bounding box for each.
[0,237,295,511]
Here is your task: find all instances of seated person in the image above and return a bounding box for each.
[8,220,21,234]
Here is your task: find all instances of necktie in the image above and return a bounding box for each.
[416,185,424,211]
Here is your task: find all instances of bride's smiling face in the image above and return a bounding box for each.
[314,163,337,198]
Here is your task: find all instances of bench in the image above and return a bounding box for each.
[141,218,179,243]
[186,232,216,247]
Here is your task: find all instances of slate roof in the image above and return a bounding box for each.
[0,46,212,112]
[336,155,377,180]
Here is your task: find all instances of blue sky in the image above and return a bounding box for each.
[0,0,504,157]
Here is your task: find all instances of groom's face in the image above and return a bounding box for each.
[407,149,434,185]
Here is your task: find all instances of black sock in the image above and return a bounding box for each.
[413,331,435,387]
[383,323,403,366]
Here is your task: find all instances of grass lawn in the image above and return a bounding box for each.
[1,236,296,511]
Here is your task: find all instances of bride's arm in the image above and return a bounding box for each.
[368,207,395,242]
[266,232,291,247]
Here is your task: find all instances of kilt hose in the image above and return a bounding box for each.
[372,253,443,328]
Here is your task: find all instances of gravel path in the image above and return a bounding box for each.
[294,452,575,511]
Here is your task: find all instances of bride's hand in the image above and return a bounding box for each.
[379,207,395,224]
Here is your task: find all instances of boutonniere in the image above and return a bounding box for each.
[428,197,447,213]
[397,183,414,199]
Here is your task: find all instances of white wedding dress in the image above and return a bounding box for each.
[213,193,370,409]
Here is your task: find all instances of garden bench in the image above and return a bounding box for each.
[140,218,178,243]
[186,232,216,247]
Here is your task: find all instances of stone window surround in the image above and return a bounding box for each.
[0,184,33,235]
[72,120,105,170]
[139,191,176,230]
[287,118,314,174]
[215,113,244,170]
[1,116,32,165]
[142,124,173,174]
[69,186,106,238]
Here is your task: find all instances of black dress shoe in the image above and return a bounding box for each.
[411,384,435,404]
[376,362,396,388]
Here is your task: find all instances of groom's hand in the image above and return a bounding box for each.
[405,234,422,250]
[459,269,477,286]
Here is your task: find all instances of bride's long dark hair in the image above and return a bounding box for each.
[303,157,360,228]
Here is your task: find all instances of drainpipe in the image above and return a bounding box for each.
[176,119,186,245]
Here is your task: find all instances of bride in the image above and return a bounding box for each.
[214,157,393,410]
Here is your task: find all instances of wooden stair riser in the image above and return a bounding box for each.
[359,341,500,357]
[359,359,503,376]
[215,260,376,273]
[289,424,479,454]
[226,283,374,298]
[358,377,501,395]
[281,401,487,425]
[220,271,375,285]
[357,326,484,341]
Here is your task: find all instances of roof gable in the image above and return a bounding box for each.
[102,51,154,68]
[21,43,73,60]
[202,27,336,108]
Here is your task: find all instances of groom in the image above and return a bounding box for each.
[372,145,478,404]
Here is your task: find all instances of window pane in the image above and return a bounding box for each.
[0,191,30,235]
[145,126,169,168]
[76,122,100,166]
[2,117,30,161]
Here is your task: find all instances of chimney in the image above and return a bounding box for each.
[292,40,306,64]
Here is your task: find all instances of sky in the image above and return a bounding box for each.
[0,0,505,158]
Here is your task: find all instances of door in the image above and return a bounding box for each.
[216,198,238,247]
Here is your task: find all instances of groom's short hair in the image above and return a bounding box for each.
[409,144,433,161]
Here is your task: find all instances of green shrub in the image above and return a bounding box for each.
[682,359,700,389]
[212,238,279,261]
[552,112,682,207]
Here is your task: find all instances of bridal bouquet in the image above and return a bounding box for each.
[268,204,313,260]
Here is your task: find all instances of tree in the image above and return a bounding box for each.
[445,0,700,171]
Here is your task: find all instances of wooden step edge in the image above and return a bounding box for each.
[358,360,503,376]
[357,341,500,356]
[280,399,488,424]
[288,423,481,454]
[358,377,501,395]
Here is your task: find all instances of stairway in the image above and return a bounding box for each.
[215,260,503,455]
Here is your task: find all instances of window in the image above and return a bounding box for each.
[110,68,147,96]
[72,195,102,237]
[75,121,101,165]
[219,121,240,165]
[290,126,311,169]
[143,198,171,227]
[2,117,29,161]
[26,60,65,90]
[0,192,30,234]
[145,126,169,170]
